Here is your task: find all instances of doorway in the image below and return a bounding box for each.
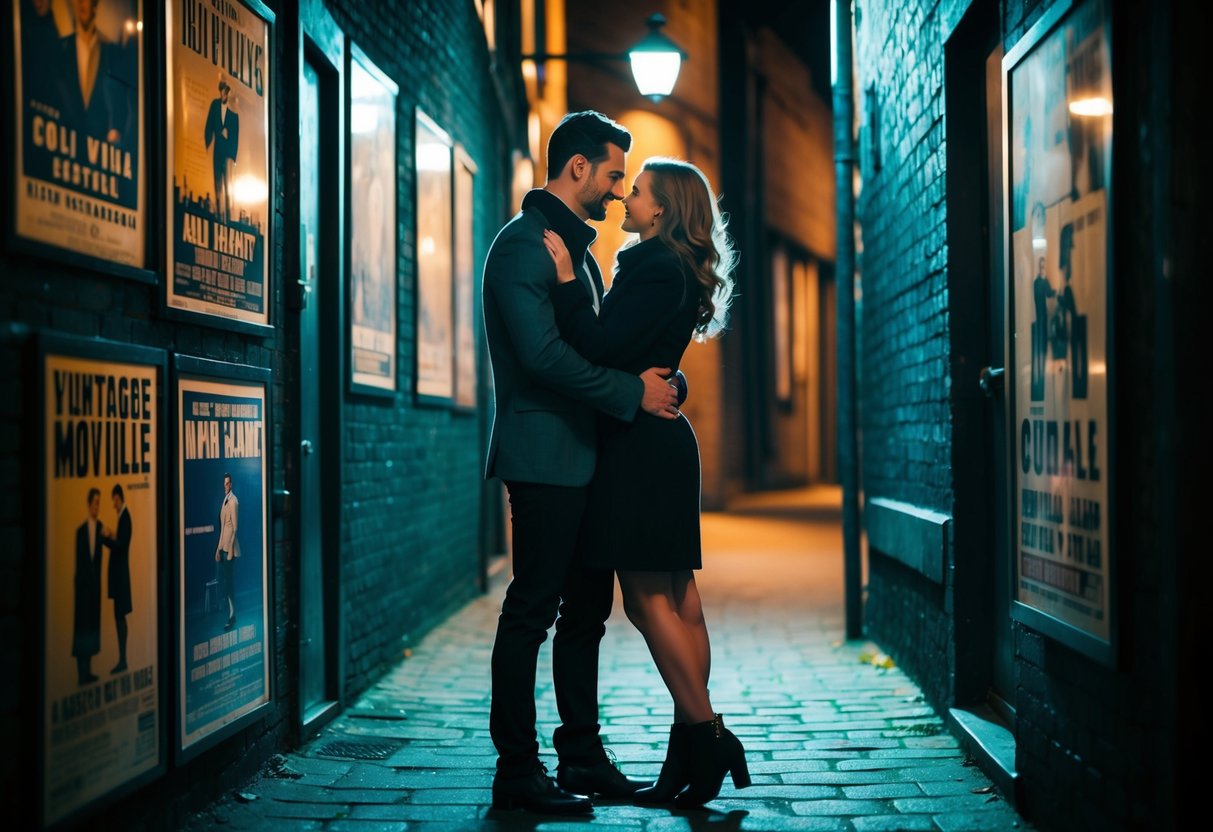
[944,0,1018,801]
[297,37,344,734]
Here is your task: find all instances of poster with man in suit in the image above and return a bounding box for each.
[166,0,271,327]
[43,347,160,826]
[178,374,268,752]
[13,0,145,270]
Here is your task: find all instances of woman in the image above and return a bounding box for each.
[541,157,747,808]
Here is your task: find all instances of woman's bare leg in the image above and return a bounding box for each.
[618,570,714,723]
[672,572,711,701]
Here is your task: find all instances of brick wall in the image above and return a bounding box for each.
[325,0,506,703]
[1,0,517,824]
[852,0,956,706]
[854,0,1189,830]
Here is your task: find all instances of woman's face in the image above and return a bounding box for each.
[621,171,662,236]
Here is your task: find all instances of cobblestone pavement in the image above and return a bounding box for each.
[183,487,1035,832]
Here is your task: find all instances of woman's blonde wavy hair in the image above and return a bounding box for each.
[640,157,737,341]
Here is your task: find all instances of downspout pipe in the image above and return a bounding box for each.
[832,0,862,639]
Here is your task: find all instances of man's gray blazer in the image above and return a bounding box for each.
[483,196,642,487]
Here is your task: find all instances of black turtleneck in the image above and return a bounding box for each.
[521,189,597,267]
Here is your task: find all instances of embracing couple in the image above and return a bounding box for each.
[483,110,748,814]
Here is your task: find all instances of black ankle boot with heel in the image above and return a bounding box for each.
[673,714,751,808]
[633,722,689,804]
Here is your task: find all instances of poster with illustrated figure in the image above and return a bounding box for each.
[166,0,273,328]
[453,147,477,409]
[1006,0,1112,660]
[12,0,147,276]
[41,338,163,828]
[415,108,454,403]
[348,43,398,394]
[176,363,269,755]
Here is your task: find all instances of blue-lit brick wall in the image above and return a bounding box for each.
[853,0,957,711]
[323,0,504,706]
[0,0,514,824]
[854,1,1193,831]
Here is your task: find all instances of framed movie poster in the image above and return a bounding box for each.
[453,146,477,410]
[1004,0,1114,664]
[348,43,398,396]
[165,0,273,331]
[415,108,454,405]
[174,356,271,758]
[38,335,165,829]
[10,0,150,280]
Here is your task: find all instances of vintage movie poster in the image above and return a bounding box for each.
[415,109,454,402]
[13,0,146,270]
[166,0,271,326]
[349,46,397,393]
[177,375,268,751]
[453,149,476,409]
[1009,0,1111,647]
[43,350,160,826]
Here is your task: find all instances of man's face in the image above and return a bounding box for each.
[111,493,121,512]
[577,143,627,222]
[224,476,232,495]
[88,494,100,520]
[220,85,230,104]
[75,0,98,31]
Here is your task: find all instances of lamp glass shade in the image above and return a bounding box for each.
[629,50,681,98]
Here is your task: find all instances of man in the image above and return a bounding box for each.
[214,472,240,631]
[100,483,131,674]
[204,75,240,221]
[483,110,680,815]
[72,488,104,685]
[57,0,136,148]
[1031,255,1055,401]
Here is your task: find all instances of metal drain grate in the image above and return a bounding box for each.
[314,739,401,760]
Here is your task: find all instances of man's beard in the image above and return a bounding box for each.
[579,182,608,221]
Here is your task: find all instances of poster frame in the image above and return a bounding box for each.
[171,354,273,761]
[162,0,276,335]
[452,143,477,413]
[34,332,168,831]
[1002,0,1117,665]
[414,106,455,407]
[4,0,155,283]
[345,40,398,398]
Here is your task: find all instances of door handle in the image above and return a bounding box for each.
[979,366,1005,397]
[301,439,314,455]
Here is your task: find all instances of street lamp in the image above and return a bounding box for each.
[522,13,687,102]
[628,14,684,101]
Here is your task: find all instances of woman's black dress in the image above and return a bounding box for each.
[551,236,703,571]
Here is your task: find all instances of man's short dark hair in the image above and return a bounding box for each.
[87,488,100,504]
[111,484,124,501]
[546,111,632,181]
[224,472,232,483]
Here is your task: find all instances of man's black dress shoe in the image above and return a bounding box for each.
[557,757,653,799]
[492,765,593,815]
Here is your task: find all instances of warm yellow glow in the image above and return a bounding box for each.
[231,175,267,205]
[1069,97,1112,117]
[527,111,541,165]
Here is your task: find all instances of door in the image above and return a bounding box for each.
[945,0,1014,726]
[299,53,333,727]
[984,42,1013,718]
